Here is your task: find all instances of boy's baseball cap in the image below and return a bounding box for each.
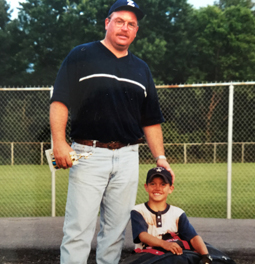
[108,0,144,20]
[146,167,173,186]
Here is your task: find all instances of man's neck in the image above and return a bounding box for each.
[101,39,128,58]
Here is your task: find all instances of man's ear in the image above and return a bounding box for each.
[105,17,110,31]
[144,183,149,193]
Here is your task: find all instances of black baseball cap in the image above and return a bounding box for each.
[108,0,144,20]
[146,167,173,186]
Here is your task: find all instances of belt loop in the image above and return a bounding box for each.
[93,140,97,148]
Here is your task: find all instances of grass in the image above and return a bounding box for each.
[0,163,254,218]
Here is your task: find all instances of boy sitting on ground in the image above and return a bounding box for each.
[131,167,213,264]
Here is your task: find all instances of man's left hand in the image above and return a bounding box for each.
[156,159,175,184]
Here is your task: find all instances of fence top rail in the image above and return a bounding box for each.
[0,87,53,91]
[156,81,255,88]
[1,82,255,90]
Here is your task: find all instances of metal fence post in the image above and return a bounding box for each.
[213,142,217,163]
[40,142,44,165]
[184,143,187,164]
[11,142,14,165]
[241,143,245,163]
[227,84,234,219]
[50,87,56,217]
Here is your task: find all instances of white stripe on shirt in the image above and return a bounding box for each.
[79,74,147,97]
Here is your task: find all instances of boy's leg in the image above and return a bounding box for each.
[60,143,113,264]
[96,144,139,264]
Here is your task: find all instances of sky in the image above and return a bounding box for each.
[8,0,216,19]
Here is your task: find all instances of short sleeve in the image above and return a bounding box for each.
[178,213,198,241]
[131,210,148,243]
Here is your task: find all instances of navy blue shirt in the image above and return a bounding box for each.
[51,41,164,143]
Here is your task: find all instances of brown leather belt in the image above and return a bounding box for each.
[73,138,145,150]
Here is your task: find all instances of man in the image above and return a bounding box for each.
[50,0,175,263]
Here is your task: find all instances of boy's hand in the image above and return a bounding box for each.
[199,254,213,264]
[161,241,183,255]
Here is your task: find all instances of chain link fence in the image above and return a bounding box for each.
[0,84,254,219]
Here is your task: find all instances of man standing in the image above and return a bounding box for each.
[50,0,175,263]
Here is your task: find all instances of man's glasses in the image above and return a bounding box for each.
[109,18,138,31]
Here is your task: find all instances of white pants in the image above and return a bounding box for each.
[60,142,139,264]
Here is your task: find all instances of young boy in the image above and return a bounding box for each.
[131,167,213,264]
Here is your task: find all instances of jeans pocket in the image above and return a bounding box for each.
[71,142,94,159]
[130,144,139,152]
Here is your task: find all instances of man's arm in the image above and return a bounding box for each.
[50,101,73,169]
[139,232,183,255]
[143,124,175,183]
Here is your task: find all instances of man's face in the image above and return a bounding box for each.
[105,10,139,52]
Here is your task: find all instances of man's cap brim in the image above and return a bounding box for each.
[113,6,144,20]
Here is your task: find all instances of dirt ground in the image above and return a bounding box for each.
[1,249,254,264]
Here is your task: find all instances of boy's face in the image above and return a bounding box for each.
[144,176,174,203]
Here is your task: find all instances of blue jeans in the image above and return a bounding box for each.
[60,142,139,264]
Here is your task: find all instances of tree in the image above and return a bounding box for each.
[131,0,195,84]
[0,0,29,86]
[188,5,255,82]
[215,0,255,10]
[182,4,255,142]
[17,0,112,85]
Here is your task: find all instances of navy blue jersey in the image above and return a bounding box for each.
[131,203,197,249]
[51,41,164,143]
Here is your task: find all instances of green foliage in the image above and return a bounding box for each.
[0,1,29,85]
[2,0,255,85]
[0,0,255,145]
[16,0,111,85]
[188,4,255,82]
[0,0,10,28]
[131,0,194,84]
[1,92,50,142]
[215,0,255,10]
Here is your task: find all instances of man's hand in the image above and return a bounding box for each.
[50,101,73,169]
[161,240,183,255]
[142,124,176,183]
[53,141,74,169]
[156,159,175,184]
